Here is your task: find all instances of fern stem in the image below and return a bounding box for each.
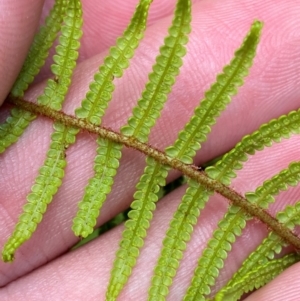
[8,96,300,252]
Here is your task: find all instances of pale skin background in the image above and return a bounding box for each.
[0,0,300,300]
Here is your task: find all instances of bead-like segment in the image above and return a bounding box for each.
[148,181,212,301]
[106,158,169,300]
[72,139,122,238]
[206,109,300,185]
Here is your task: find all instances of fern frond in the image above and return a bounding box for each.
[105,0,192,298]
[1,0,83,262]
[106,158,169,300]
[72,139,122,237]
[73,0,192,239]
[183,161,300,301]
[37,0,83,110]
[184,204,246,301]
[245,161,300,209]
[148,181,212,301]
[165,20,263,164]
[2,123,79,262]
[75,0,153,125]
[71,0,154,238]
[106,18,262,301]
[0,0,67,154]
[214,253,300,301]
[0,109,36,153]
[147,21,262,301]
[121,0,191,143]
[11,0,67,97]
[217,201,300,297]
[206,109,300,185]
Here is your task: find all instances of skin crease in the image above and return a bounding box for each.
[0,0,300,299]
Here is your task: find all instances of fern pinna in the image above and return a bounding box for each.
[0,0,300,301]
[0,0,68,153]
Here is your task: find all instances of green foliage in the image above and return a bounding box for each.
[206,109,300,185]
[37,0,83,110]
[72,139,122,237]
[148,181,212,301]
[106,0,193,297]
[121,0,191,143]
[2,0,83,262]
[214,253,300,301]
[75,0,153,125]
[2,123,79,262]
[11,0,68,97]
[0,0,67,154]
[165,20,262,164]
[0,108,36,153]
[106,158,169,300]
[216,201,300,300]
[72,0,153,238]
[147,20,262,301]
[184,160,300,301]
[245,161,300,208]
[0,1,299,301]
[184,204,246,301]
[72,209,130,250]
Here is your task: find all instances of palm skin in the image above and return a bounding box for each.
[0,0,300,300]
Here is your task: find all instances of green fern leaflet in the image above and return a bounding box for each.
[0,0,67,154]
[0,1,299,301]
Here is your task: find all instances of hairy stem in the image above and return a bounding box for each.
[7,95,300,250]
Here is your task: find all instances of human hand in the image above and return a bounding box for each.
[0,0,300,300]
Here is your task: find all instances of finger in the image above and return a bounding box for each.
[0,0,44,106]
[0,0,299,287]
